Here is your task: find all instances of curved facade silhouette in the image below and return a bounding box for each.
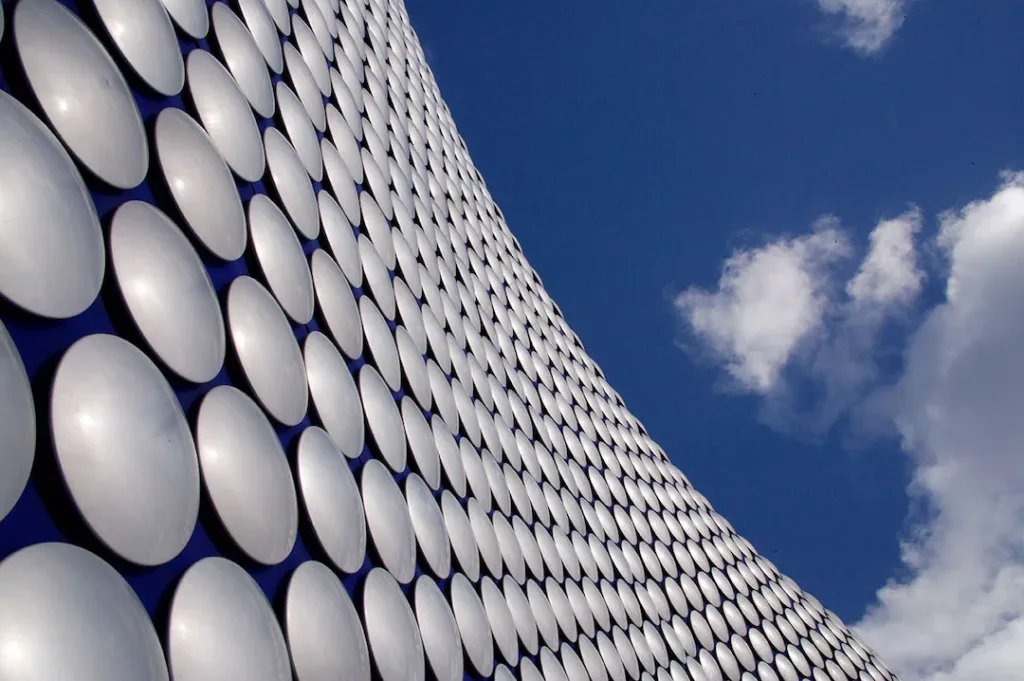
[0,1,900,680]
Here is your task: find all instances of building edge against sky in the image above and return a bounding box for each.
[0,0,901,680]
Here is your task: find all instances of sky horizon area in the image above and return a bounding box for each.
[406,2,1024,679]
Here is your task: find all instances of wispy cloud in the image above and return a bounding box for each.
[847,209,924,308]
[674,173,1024,680]
[857,173,1024,681]
[814,0,910,55]
[674,208,922,434]
[673,218,850,394]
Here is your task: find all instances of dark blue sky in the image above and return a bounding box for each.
[404,1,1024,623]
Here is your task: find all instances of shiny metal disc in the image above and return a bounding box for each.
[612,627,640,681]
[236,0,283,74]
[598,631,628,681]
[432,372,462,447]
[301,0,333,55]
[509,472,535,529]
[629,625,655,675]
[262,0,289,34]
[363,568,426,681]
[93,0,183,96]
[503,576,539,655]
[493,513,526,583]
[326,102,363,181]
[403,397,441,489]
[226,275,308,426]
[286,561,371,681]
[0,89,104,318]
[159,0,208,38]
[441,490,479,580]
[0,543,168,681]
[433,416,468,497]
[521,657,544,681]
[360,364,407,471]
[277,81,323,181]
[546,578,578,643]
[484,450,512,515]
[319,189,363,286]
[562,645,590,681]
[450,572,495,676]
[617,581,644,627]
[584,578,612,631]
[395,279,427,355]
[304,331,364,458]
[392,220,421,295]
[265,126,320,239]
[361,192,396,269]
[397,325,431,408]
[540,647,569,681]
[51,334,199,565]
[187,48,265,182]
[553,528,581,582]
[362,459,417,583]
[536,525,564,582]
[462,439,492,510]
[212,2,274,118]
[601,581,628,633]
[773,653,798,681]
[0,320,34,523]
[154,107,247,261]
[334,41,362,100]
[297,426,366,573]
[415,576,464,681]
[195,385,298,565]
[405,473,451,577]
[15,0,148,189]
[361,296,402,390]
[481,577,519,665]
[424,314,451,376]
[284,42,325,131]
[469,498,503,578]
[321,137,361,224]
[645,624,669,669]
[249,194,314,324]
[292,14,329,95]
[110,201,225,383]
[168,557,291,681]
[361,148,393,220]
[359,234,397,320]
[310,248,363,359]
[580,636,610,681]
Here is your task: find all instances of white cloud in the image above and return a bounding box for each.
[676,173,1024,679]
[854,173,1024,681]
[800,209,925,431]
[674,210,922,435]
[848,208,924,309]
[815,0,909,55]
[673,218,850,393]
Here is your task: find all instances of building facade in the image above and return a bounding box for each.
[0,1,899,680]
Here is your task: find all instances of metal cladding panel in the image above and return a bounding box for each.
[0,1,898,681]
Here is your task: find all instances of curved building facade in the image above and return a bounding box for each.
[0,1,900,680]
